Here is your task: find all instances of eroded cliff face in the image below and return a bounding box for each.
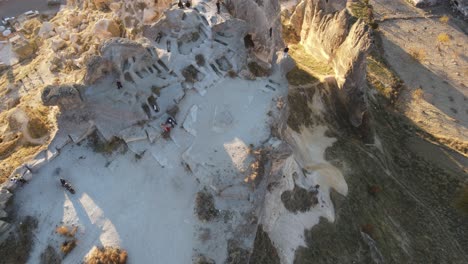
[226,0,284,64]
[288,0,370,126]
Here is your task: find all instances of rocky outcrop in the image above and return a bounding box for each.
[92,19,121,39]
[84,38,155,84]
[289,0,371,126]
[83,55,115,84]
[225,0,283,64]
[41,84,84,110]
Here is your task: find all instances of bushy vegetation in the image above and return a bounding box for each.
[56,225,78,237]
[366,31,403,104]
[288,45,333,78]
[439,15,449,24]
[408,48,426,62]
[412,88,424,99]
[247,62,271,77]
[195,54,205,66]
[85,247,128,264]
[281,184,318,213]
[88,131,126,155]
[61,239,77,255]
[182,65,200,83]
[195,189,219,222]
[437,33,450,44]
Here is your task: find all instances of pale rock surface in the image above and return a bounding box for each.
[38,22,55,38]
[92,19,121,39]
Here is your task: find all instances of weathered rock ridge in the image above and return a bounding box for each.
[289,0,371,126]
[226,0,284,64]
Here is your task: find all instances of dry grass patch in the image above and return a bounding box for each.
[244,148,268,188]
[25,105,51,139]
[288,44,333,78]
[85,246,128,264]
[439,15,449,23]
[408,48,426,62]
[0,144,43,184]
[61,239,77,256]
[437,33,451,44]
[366,56,402,102]
[56,225,78,237]
[412,88,424,100]
[349,0,372,21]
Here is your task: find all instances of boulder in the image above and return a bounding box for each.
[83,55,115,84]
[41,84,84,110]
[51,38,67,52]
[93,19,121,39]
[38,22,55,38]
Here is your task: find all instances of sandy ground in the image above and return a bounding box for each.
[371,0,468,154]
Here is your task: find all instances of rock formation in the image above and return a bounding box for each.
[84,38,155,84]
[225,0,283,64]
[41,84,84,110]
[288,0,371,126]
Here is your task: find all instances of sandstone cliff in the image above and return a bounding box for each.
[287,0,370,126]
[225,0,283,64]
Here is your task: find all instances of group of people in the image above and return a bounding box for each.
[161,117,178,133]
[178,0,191,8]
[10,175,27,184]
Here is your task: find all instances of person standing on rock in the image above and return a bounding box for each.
[10,175,27,184]
[155,32,163,43]
[283,47,289,58]
[116,80,123,89]
[166,117,177,128]
[216,0,221,14]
